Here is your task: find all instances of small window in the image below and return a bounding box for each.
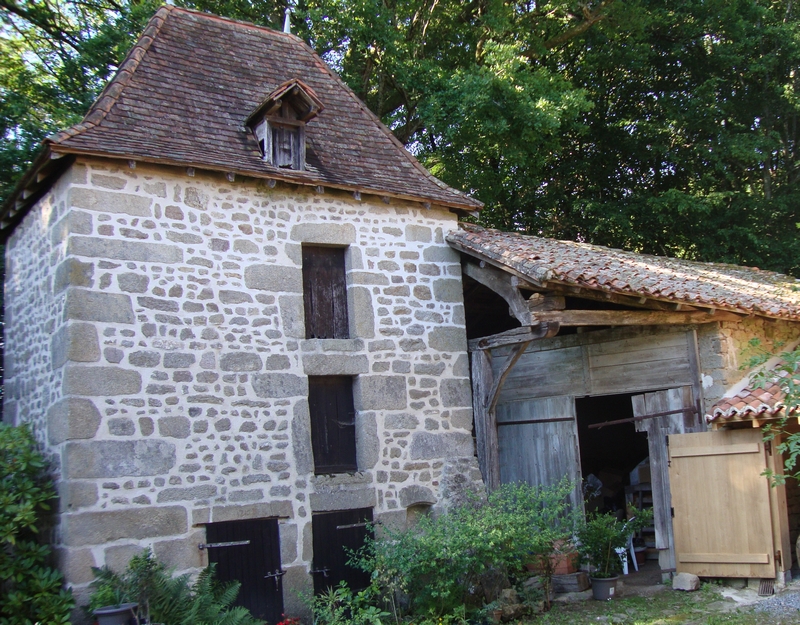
[308,376,356,474]
[246,79,323,171]
[302,246,349,339]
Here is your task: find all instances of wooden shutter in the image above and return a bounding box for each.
[312,508,373,594]
[668,429,782,578]
[632,386,704,572]
[309,376,357,474]
[496,396,583,509]
[302,246,349,339]
[205,518,284,624]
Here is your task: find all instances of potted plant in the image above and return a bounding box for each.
[576,510,652,600]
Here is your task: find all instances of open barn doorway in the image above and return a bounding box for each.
[576,394,649,515]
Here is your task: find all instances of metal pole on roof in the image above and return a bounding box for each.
[283,5,292,33]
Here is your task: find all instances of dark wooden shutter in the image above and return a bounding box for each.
[205,518,284,624]
[309,376,357,474]
[302,246,348,339]
[311,508,373,594]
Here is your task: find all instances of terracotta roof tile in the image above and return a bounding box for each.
[707,369,800,423]
[45,6,481,211]
[447,223,800,320]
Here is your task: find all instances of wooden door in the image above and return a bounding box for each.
[668,429,777,578]
[205,518,284,624]
[632,386,704,571]
[311,508,373,594]
[308,376,357,474]
[496,396,583,509]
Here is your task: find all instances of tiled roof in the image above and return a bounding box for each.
[447,223,800,320]
[43,6,481,211]
[707,369,799,423]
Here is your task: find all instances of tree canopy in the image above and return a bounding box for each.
[2,0,799,275]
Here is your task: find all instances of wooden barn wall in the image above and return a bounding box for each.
[491,326,698,405]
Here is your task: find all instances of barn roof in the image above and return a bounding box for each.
[448,223,800,321]
[2,5,481,231]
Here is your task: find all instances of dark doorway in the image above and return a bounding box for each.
[576,394,649,514]
[205,518,284,623]
[311,508,373,594]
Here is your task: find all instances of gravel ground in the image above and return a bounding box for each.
[753,589,800,617]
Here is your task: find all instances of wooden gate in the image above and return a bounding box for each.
[668,429,788,578]
[632,386,704,571]
[311,508,373,594]
[205,518,284,623]
[497,396,583,509]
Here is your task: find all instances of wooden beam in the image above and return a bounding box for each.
[551,284,702,312]
[531,310,741,326]
[488,341,531,414]
[527,293,565,312]
[471,349,498,489]
[463,262,533,325]
[468,322,561,351]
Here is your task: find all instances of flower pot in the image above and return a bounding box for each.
[590,576,618,601]
[93,603,137,625]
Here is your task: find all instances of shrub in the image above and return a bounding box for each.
[0,423,74,624]
[354,479,580,618]
[88,548,263,625]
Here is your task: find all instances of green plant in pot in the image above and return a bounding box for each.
[576,509,652,600]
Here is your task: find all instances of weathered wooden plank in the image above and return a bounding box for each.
[471,349,499,490]
[679,553,769,564]
[671,444,760,458]
[587,331,688,357]
[590,360,693,396]
[497,396,582,509]
[531,310,741,326]
[589,343,688,368]
[634,387,700,573]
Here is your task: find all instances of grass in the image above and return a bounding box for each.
[522,583,800,625]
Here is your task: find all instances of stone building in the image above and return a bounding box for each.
[1,6,484,620]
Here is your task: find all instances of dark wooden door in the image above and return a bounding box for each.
[205,518,283,623]
[311,508,373,594]
[308,376,357,474]
[302,246,348,339]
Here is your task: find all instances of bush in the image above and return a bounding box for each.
[88,548,263,625]
[0,423,74,624]
[354,479,580,618]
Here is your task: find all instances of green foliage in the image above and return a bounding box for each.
[308,581,391,625]
[88,548,262,625]
[575,509,653,579]
[743,338,800,485]
[353,479,580,618]
[0,423,74,624]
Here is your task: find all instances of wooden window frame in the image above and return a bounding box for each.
[308,375,357,475]
[302,245,349,340]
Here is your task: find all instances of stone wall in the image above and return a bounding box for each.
[4,157,483,613]
[697,318,800,411]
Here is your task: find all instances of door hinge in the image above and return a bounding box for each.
[776,551,782,568]
[665,435,669,446]
[198,540,250,550]
[765,441,773,456]
[671,507,675,518]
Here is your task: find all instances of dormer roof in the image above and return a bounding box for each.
[246,79,324,126]
[2,5,481,230]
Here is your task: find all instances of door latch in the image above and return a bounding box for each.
[198,540,251,550]
[310,567,330,578]
[264,569,286,590]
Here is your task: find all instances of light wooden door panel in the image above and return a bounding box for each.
[497,396,583,509]
[668,429,775,578]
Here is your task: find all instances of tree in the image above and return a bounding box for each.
[3,0,800,275]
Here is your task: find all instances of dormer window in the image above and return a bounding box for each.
[247,79,323,171]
